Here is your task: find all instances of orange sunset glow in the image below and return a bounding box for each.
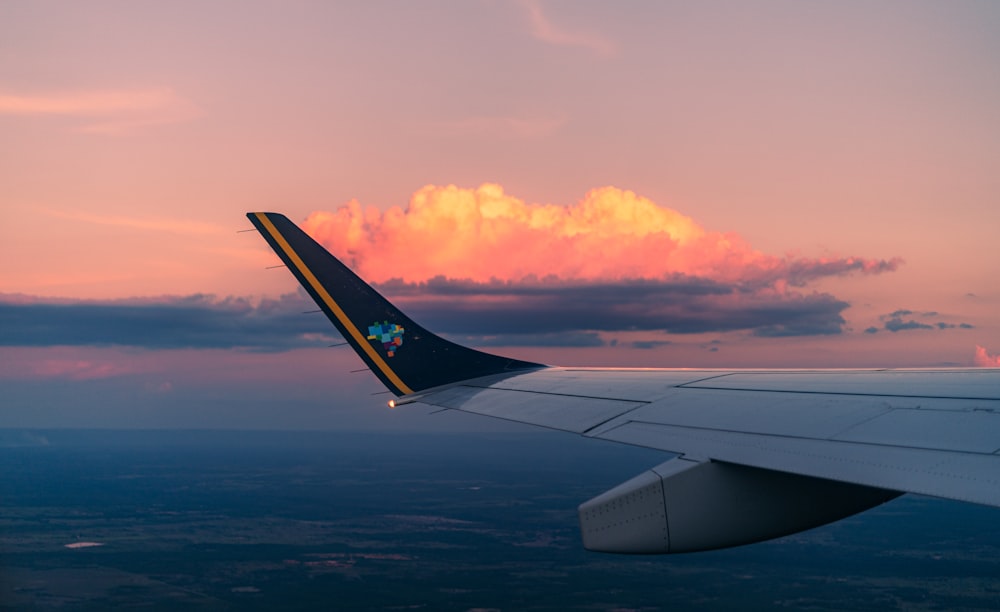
[2,1,999,430]
[302,183,900,286]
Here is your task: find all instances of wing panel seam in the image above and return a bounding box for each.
[460,384,652,404]
[674,385,1000,402]
[622,418,1000,458]
[600,423,1000,497]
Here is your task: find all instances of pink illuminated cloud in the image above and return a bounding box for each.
[301,184,900,287]
[974,345,1000,367]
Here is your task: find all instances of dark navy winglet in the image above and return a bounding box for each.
[247,212,545,396]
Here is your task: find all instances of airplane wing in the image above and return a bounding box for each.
[247,212,1000,554]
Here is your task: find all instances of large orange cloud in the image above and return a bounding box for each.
[302,184,899,286]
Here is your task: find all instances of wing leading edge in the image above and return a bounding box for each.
[248,211,1000,553]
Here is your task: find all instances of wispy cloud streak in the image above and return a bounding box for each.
[518,0,616,57]
[0,87,201,133]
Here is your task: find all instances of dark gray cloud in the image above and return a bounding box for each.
[631,340,672,350]
[870,309,975,334]
[699,340,723,351]
[885,318,934,332]
[2,273,855,352]
[0,292,338,350]
[381,277,849,338]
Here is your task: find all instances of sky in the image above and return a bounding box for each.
[2,0,999,430]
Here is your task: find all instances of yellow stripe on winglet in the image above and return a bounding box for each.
[253,213,414,395]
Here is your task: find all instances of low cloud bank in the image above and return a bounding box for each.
[0,292,336,350]
[380,276,849,337]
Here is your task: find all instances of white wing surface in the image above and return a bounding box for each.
[411,368,1000,508]
[248,211,1000,554]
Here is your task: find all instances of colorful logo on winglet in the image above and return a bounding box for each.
[367,321,405,357]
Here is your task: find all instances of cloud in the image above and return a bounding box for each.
[302,184,900,287]
[873,309,975,334]
[0,292,338,351]
[0,184,902,350]
[631,340,672,350]
[378,276,849,337]
[290,183,902,341]
[885,318,933,332]
[1,275,850,357]
[518,0,616,57]
[0,87,201,133]
[975,345,1000,367]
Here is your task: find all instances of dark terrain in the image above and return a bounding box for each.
[2,429,999,610]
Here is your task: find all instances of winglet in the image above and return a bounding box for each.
[247,212,545,396]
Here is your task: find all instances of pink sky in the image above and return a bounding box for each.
[2,1,999,429]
